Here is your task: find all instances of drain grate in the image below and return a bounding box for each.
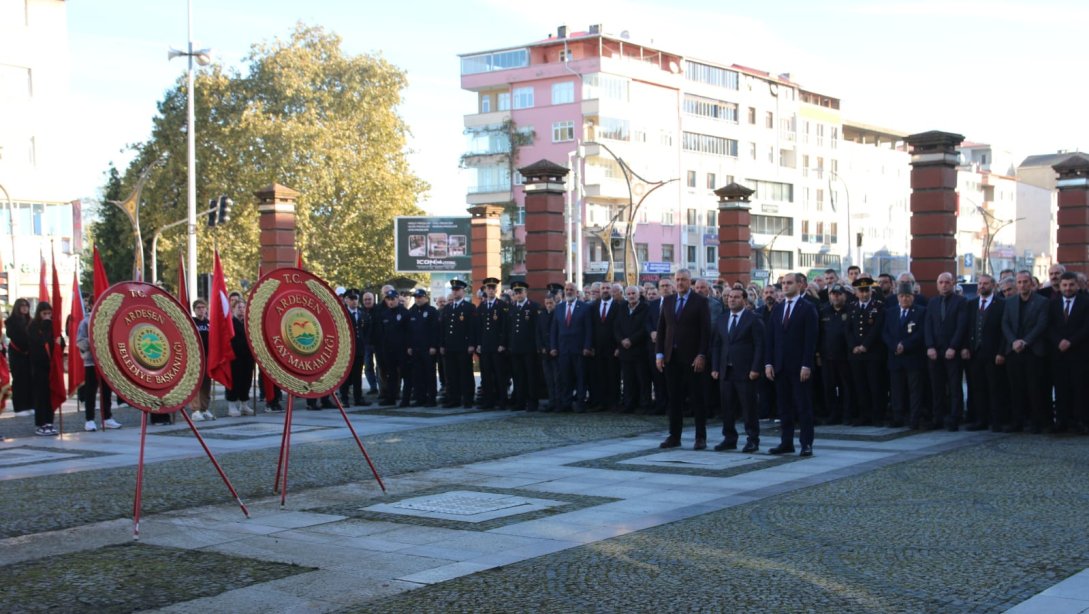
[392,491,532,516]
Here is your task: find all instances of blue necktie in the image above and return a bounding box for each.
[676,295,685,315]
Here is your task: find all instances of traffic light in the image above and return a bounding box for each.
[217,195,233,225]
[207,198,218,227]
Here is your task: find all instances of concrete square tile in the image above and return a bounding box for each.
[396,561,495,585]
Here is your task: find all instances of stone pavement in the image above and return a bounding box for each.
[1,399,1088,613]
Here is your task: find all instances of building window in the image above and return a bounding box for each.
[682,132,738,157]
[480,94,492,113]
[747,179,794,203]
[662,210,674,225]
[816,124,825,147]
[752,215,793,236]
[682,95,738,122]
[32,203,44,235]
[662,244,675,262]
[801,220,810,242]
[686,208,699,226]
[706,210,716,227]
[798,253,841,268]
[802,154,810,177]
[686,170,697,188]
[830,222,839,244]
[755,250,792,270]
[747,107,756,125]
[816,189,825,212]
[765,111,774,129]
[497,92,511,111]
[552,121,575,143]
[748,142,757,160]
[686,245,697,264]
[706,173,716,189]
[512,86,534,109]
[706,246,716,264]
[683,61,739,89]
[636,243,649,262]
[551,81,575,105]
[583,73,629,101]
[461,49,529,75]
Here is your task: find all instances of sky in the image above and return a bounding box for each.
[65,0,1088,215]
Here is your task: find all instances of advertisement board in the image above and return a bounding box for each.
[395,216,472,273]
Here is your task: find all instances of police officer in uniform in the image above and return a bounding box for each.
[846,277,886,426]
[506,280,540,411]
[817,284,852,424]
[373,290,409,406]
[475,278,510,409]
[340,289,371,407]
[440,279,477,408]
[404,288,440,406]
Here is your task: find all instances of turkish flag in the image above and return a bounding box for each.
[48,251,66,411]
[296,252,303,270]
[92,246,110,302]
[67,270,85,396]
[39,250,48,304]
[207,250,234,388]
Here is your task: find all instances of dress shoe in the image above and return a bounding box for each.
[887,420,904,429]
[398,401,411,408]
[693,438,707,450]
[1001,424,1020,433]
[850,419,871,427]
[741,442,759,453]
[659,436,681,449]
[713,439,737,452]
[799,445,813,457]
[768,445,795,455]
[946,424,959,432]
[964,423,987,432]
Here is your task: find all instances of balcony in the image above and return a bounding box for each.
[466,184,512,205]
[463,110,512,130]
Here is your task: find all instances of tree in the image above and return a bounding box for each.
[81,166,133,289]
[87,23,428,293]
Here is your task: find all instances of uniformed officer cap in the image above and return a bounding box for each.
[852,277,876,289]
[413,288,428,298]
[344,289,360,300]
[829,284,846,294]
[546,283,564,294]
[482,277,500,287]
[449,279,467,290]
[510,280,529,291]
[384,289,400,300]
[897,282,915,296]
[335,286,346,296]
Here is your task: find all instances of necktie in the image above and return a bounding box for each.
[940,296,947,322]
[676,295,686,316]
[901,309,908,324]
[566,302,573,326]
[729,314,738,335]
[782,300,793,329]
[601,301,607,322]
[1066,299,1073,321]
[979,298,986,313]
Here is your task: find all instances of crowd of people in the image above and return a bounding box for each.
[4,263,1087,456]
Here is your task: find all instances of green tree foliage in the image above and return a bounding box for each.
[88,23,428,293]
[80,166,133,288]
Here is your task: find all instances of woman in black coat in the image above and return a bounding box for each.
[5,298,33,413]
[27,302,60,435]
[226,298,255,417]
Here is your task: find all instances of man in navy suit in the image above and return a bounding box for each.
[883,283,927,428]
[711,287,765,453]
[923,272,968,430]
[656,269,711,449]
[1047,271,1088,433]
[550,281,592,412]
[764,272,819,457]
[962,274,1007,431]
[645,284,668,415]
[588,283,620,411]
[1001,271,1050,432]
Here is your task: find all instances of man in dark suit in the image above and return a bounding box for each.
[758,284,780,421]
[1001,271,1050,432]
[506,280,539,412]
[550,281,592,412]
[440,279,477,408]
[537,286,562,412]
[475,278,510,410]
[656,268,711,449]
[924,272,968,430]
[846,278,886,426]
[882,283,927,428]
[614,285,650,413]
[962,274,1007,431]
[1047,271,1088,433]
[339,289,371,407]
[711,287,765,453]
[817,284,852,425]
[588,283,620,411]
[403,289,440,407]
[764,272,819,457]
[645,284,667,415]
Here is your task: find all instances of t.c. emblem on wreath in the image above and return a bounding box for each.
[129,324,170,369]
[281,308,322,356]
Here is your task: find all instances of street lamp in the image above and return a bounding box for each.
[168,0,211,304]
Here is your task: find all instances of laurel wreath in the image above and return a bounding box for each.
[247,277,352,397]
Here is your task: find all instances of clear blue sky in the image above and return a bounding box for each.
[68,0,1087,214]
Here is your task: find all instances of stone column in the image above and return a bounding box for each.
[469,204,503,297]
[715,182,754,285]
[1053,153,1089,274]
[254,183,299,274]
[519,159,570,297]
[905,130,964,284]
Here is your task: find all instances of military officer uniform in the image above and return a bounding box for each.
[817,285,852,424]
[403,289,440,406]
[476,278,511,409]
[441,279,477,408]
[505,281,540,411]
[373,290,409,406]
[845,278,886,425]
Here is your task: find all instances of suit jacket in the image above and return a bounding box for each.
[441,300,476,352]
[1001,293,1049,356]
[882,304,927,371]
[965,294,1004,358]
[655,291,711,365]
[763,296,818,373]
[475,299,508,352]
[589,298,620,352]
[551,299,592,356]
[923,293,968,352]
[645,298,662,336]
[345,307,369,356]
[536,308,555,354]
[1048,293,1089,361]
[711,309,765,381]
[613,301,648,361]
[846,300,884,360]
[506,300,539,354]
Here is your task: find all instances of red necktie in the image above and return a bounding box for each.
[566,303,573,326]
[601,302,607,322]
[979,299,985,313]
[783,300,793,329]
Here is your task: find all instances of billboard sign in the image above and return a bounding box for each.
[395,216,471,273]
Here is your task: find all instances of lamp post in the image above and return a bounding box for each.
[169,0,211,305]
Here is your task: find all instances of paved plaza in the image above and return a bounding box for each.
[1,396,1088,613]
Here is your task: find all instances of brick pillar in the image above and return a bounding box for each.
[519,159,570,299]
[254,183,299,273]
[1053,153,1089,274]
[715,182,754,285]
[905,130,964,284]
[469,204,503,296]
